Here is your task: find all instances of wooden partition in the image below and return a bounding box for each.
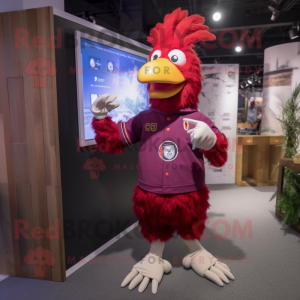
[235,135,284,186]
[0,7,65,281]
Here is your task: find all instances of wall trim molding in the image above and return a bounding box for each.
[0,274,9,282]
[66,221,138,278]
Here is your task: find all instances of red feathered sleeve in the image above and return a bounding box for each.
[92,116,125,155]
[203,132,228,167]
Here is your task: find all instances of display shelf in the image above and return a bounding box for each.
[237,123,252,128]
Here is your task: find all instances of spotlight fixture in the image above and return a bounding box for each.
[268,0,283,21]
[248,78,253,84]
[235,46,242,52]
[289,23,299,40]
[81,11,96,24]
[213,12,221,21]
[88,12,96,24]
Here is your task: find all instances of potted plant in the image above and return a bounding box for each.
[271,84,300,226]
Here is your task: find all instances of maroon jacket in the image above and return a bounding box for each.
[116,107,226,194]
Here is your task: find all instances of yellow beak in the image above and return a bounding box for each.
[138,58,185,99]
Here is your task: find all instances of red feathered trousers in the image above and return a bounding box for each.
[132,185,210,243]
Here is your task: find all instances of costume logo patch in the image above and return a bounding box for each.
[158,141,178,161]
[151,123,157,131]
[145,123,157,131]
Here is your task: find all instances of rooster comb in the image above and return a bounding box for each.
[147,8,215,48]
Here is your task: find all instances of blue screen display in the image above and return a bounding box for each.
[80,37,148,141]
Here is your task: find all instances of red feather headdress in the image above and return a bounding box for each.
[147,8,215,49]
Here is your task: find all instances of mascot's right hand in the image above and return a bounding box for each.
[91,94,119,120]
[121,253,172,294]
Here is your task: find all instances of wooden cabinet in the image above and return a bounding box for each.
[235,135,284,186]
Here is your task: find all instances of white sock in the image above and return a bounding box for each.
[182,239,203,254]
[149,240,166,258]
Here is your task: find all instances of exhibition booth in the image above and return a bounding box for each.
[0,2,299,299]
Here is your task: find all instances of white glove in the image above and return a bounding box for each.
[184,118,217,151]
[91,94,119,120]
[183,248,234,286]
[121,253,172,294]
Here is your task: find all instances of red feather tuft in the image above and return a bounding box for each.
[183,30,215,47]
[147,8,215,48]
[176,15,206,35]
[132,185,210,242]
[203,132,228,167]
[91,116,125,155]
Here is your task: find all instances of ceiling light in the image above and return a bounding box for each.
[268,0,283,21]
[269,7,280,21]
[235,46,242,52]
[213,12,221,21]
[88,12,96,24]
[289,27,299,40]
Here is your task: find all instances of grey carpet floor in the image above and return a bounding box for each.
[1,184,300,300]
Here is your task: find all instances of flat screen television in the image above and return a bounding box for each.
[74,30,149,147]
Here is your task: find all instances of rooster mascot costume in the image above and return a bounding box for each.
[91,8,234,294]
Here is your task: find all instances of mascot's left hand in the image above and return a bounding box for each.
[185,119,217,151]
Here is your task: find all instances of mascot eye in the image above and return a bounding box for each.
[151,50,161,61]
[168,49,186,66]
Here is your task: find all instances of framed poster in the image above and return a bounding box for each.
[199,64,239,184]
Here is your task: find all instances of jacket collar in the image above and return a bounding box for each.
[149,106,198,115]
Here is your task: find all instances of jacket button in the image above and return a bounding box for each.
[165,172,169,177]
[167,117,171,121]
[166,128,170,132]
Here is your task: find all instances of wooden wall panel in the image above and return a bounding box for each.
[0,183,15,275]
[0,13,20,277]
[0,183,6,274]
[47,186,64,281]
[0,115,8,184]
[0,7,65,281]
[36,7,60,187]
[36,7,66,281]
[7,78,27,144]
[2,11,24,78]
[15,184,35,278]
[21,11,52,280]
[8,78,34,278]
[0,26,9,273]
